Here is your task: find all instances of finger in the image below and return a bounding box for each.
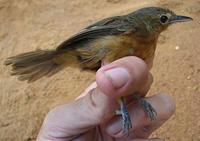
[132,94,175,139]
[105,93,175,138]
[37,56,152,140]
[96,56,150,98]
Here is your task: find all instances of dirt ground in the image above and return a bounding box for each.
[0,0,200,140]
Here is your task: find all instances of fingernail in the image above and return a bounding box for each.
[105,67,129,89]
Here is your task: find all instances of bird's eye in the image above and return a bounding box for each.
[160,15,169,24]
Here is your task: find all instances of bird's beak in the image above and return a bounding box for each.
[170,15,193,23]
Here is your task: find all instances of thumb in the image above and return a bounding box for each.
[97,56,150,98]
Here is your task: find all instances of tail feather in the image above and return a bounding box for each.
[4,49,63,82]
[5,50,56,67]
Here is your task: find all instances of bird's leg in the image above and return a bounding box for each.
[115,97,132,135]
[134,93,157,120]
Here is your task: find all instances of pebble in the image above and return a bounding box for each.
[175,46,180,50]
[187,75,191,80]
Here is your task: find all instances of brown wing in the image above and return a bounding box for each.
[56,15,136,51]
[57,26,123,50]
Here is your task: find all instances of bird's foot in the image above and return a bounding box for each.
[138,98,157,120]
[133,93,157,120]
[116,98,132,135]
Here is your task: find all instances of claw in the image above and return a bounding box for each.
[139,99,157,120]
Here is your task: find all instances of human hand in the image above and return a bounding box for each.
[37,56,175,141]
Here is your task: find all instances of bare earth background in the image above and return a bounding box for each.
[0,0,200,140]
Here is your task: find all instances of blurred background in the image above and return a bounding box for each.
[0,0,199,140]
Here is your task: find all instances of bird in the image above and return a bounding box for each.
[4,7,192,135]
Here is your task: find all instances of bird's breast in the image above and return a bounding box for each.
[97,34,157,62]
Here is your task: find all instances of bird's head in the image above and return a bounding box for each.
[129,7,193,38]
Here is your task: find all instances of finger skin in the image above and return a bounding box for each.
[96,56,149,98]
[37,56,152,140]
[105,93,176,138]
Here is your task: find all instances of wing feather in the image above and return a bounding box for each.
[57,15,136,51]
[57,26,123,50]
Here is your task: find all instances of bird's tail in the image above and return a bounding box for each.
[4,49,63,83]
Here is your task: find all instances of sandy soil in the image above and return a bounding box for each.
[0,0,199,140]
